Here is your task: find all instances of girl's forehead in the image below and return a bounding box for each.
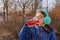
[36,12,44,17]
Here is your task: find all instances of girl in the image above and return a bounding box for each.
[18,9,56,40]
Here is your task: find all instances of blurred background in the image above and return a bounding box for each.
[0,0,60,40]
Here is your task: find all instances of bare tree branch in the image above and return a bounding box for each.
[24,0,29,5]
[18,0,23,9]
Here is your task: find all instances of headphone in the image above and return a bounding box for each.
[36,8,51,25]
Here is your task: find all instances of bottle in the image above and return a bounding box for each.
[26,17,39,26]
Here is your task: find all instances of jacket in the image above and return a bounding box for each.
[18,24,56,40]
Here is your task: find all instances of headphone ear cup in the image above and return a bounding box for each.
[44,17,51,25]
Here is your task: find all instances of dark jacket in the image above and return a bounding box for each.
[18,24,56,40]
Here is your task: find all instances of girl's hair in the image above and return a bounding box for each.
[40,11,53,31]
[36,10,46,17]
[45,24,53,30]
[40,11,46,17]
[36,11,53,31]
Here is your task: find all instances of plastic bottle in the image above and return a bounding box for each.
[26,18,39,26]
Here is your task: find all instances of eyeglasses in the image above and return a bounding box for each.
[36,15,44,19]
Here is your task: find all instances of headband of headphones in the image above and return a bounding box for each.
[42,8,49,17]
[36,8,49,17]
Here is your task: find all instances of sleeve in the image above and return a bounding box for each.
[18,24,32,40]
[50,30,56,40]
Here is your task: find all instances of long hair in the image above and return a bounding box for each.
[45,24,53,31]
[40,11,54,31]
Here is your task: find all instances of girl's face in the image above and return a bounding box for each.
[35,12,44,25]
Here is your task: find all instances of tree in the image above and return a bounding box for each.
[3,0,8,21]
[18,0,32,24]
